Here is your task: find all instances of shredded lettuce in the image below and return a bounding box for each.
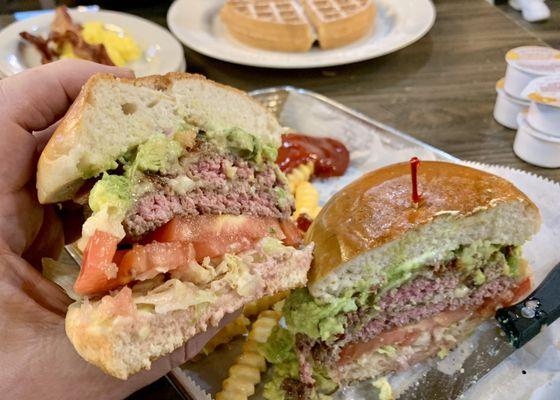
[222,254,261,297]
[133,279,215,314]
[377,345,397,357]
[261,326,296,364]
[263,361,299,400]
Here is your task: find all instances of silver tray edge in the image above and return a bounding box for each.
[249,86,459,163]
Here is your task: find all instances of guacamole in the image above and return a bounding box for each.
[89,173,131,214]
[134,134,184,174]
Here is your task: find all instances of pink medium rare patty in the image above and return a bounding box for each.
[123,143,293,239]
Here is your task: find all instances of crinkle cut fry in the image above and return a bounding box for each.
[215,310,282,400]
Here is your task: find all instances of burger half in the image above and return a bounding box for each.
[37,73,313,379]
[262,161,540,399]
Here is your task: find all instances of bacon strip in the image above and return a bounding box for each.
[19,32,55,64]
[19,6,114,66]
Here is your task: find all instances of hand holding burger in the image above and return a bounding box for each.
[0,60,239,400]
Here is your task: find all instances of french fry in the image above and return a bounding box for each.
[293,181,321,219]
[215,309,282,400]
[242,291,289,318]
[286,162,314,194]
[201,314,251,355]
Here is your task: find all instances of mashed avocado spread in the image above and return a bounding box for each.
[86,126,277,213]
[134,134,184,174]
[201,127,278,164]
[89,174,131,214]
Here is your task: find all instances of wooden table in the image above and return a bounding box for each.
[1,0,558,398]
[180,0,560,180]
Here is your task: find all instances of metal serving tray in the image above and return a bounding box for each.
[168,86,458,400]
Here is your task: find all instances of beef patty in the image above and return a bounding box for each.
[123,142,293,239]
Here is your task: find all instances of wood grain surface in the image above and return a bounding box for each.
[1,0,558,399]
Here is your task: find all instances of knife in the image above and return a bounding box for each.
[398,261,560,400]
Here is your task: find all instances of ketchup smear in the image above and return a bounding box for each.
[276,133,350,178]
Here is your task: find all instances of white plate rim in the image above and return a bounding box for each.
[167,0,436,69]
[0,8,185,76]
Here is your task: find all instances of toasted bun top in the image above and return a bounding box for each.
[305,161,539,288]
[37,72,282,204]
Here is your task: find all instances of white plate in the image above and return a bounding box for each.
[167,0,436,69]
[0,8,185,77]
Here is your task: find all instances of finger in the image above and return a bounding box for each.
[0,120,38,193]
[34,120,61,154]
[0,59,134,133]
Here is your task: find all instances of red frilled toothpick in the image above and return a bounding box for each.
[410,157,422,206]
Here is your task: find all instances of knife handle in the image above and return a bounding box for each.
[496,262,560,348]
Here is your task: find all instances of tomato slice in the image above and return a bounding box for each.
[117,241,195,282]
[147,215,286,261]
[339,277,533,366]
[74,230,120,296]
[477,277,532,317]
[75,215,302,296]
[75,232,195,296]
[511,277,532,303]
[338,309,471,365]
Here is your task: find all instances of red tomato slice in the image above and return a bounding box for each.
[338,308,471,365]
[74,230,120,296]
[279,219,303,247]
[477,277,532,317]
[147,215,286,261]
[511,277,532,303]
[75,232,195,296]
[118,242,195,282]
[75,214,302,296]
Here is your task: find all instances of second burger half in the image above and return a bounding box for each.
[262,161,540,399]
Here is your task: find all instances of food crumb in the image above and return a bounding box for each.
[372,377,394,400]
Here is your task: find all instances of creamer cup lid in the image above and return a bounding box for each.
[496,77,530,104]
[506,46,560,75]
[522,75,560,108]
[496,78,505,90]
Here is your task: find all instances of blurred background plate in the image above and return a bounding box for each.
[0,8,185,76]
[167,0,436,69]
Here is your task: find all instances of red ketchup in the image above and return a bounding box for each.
[276,133,350,178]
[295,214,313,233]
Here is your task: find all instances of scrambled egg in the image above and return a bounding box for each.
[60,21,141,66]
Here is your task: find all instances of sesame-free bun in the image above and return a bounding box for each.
[37,73,282,204]
[306,161,540,301]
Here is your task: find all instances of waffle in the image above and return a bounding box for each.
[220,0,376,52]
[220,0,315,52]
[303,0,376,49]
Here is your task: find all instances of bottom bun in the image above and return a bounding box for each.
[66,242,313,379]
